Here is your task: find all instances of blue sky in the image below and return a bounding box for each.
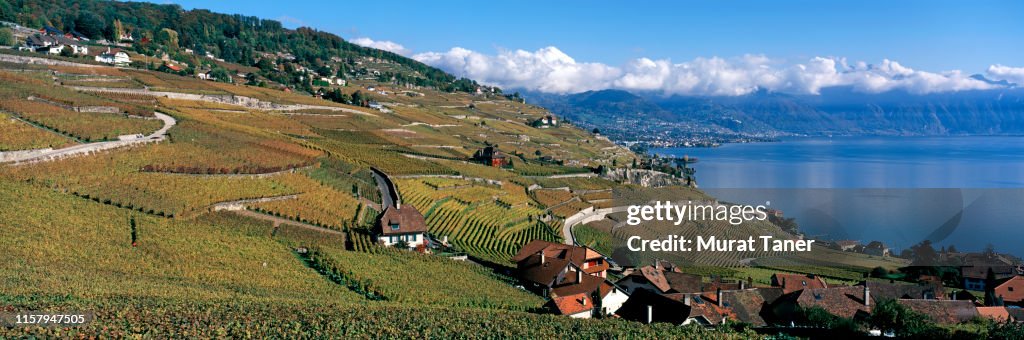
[146,1,1024,94]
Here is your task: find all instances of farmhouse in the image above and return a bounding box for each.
[472,146,509,167]
[93,47,131,65]
[374,204,427,249]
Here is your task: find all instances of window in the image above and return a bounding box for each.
[391,223,400,230]
[1010,287,1015,292]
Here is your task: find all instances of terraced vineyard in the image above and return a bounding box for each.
[0,99,163,142]
[399,178,559,265]
[306,246,544,310]
[249,175,362,231]
[532,188,575,207]
[0,111,75,150]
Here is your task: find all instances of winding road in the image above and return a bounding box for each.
[1,112,176,164]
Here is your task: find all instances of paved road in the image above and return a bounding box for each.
[561,205,631,245]
[1,112,176,164]
[371,168,396,210]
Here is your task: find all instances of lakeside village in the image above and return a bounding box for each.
[367,165,1024,334]
[6,18,1024,335]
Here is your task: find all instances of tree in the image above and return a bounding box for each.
[209,67,231,83]
[592,128,601,134]
[59,46,74,57]
[0,0,13,22]
[0,27,14,46]
[910,240,938,266]
[871,266,889,278]
[984,267,1002,306]
[74,10,105,39]
[870,299,936,337]
[155,28,180,50]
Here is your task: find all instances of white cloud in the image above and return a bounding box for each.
[350,37,411,56]
[414,46,1004,96]
[987,64,1024,85]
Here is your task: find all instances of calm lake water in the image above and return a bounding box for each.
[654,136,1024,256]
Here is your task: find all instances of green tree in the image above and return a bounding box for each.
[155,28,180,50]
[870,299,936,337]
[74,10,105,39]
[0,0,13,22]
[0,27,13,46]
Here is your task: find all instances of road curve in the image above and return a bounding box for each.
[1,112,176,164]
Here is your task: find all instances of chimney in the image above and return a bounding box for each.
[716,288,723,307]
[576,267,583,283]
[646,305,653,324]
[538,251,545,265]
[684,294,691,306]
[864,285,871,307]
[740,280,746,290]
[581,297,587,306]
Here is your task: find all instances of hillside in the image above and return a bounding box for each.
[528,87,1024,139]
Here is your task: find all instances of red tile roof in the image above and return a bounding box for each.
[771,273,828,294]
[793,286,872,319]
[976,307,1010,322]
[551,293,593,316]
[995,275,1024,304]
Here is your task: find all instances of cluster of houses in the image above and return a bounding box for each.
[825,240,891,257]
[19,25,130,66]
[511,240,1024,329]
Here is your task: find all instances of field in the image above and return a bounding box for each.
[0,112,75,151]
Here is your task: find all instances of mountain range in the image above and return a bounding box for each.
[524,78,1024,137]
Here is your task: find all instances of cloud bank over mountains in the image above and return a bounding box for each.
[412,46,1021,96]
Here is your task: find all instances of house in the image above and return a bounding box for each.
[512,240,625,315]
[94,47,130,65]
[25,34,58,53]
[368,101,383,110]
[771,285,874,322]
[511,240,609,293]
[25,34,85,55]
[616,262,732,295]
[897,300,978,324]
[472,146,509,167]
[863,241,890,257]
[530,115,559,128]
[663,291,739,326]
[548,293,595,318]
[547,277,628,317]
[712,288,785,327]
[373,204,427,249]
[994,275,1024,306]
[770,273,828,294]
[961,265,1017,291]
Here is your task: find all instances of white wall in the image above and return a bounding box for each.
[602,286,629,316]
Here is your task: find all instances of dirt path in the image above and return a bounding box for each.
[1,112,176,164]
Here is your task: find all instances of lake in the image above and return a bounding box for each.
[654,136,1024,256]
